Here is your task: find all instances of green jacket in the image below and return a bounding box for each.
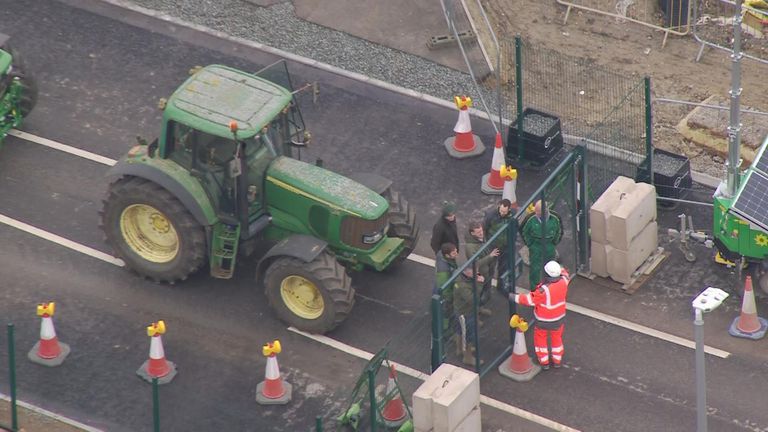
[434,253,457,295]
[453,274,476,317]
[521,211,563,261]
[464,232,497,279]
[483,208,512,248]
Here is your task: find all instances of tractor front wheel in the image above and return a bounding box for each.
[264,252,354,334]
[383,188,419,264]
[100,177,207,283]
[4,46,38,117]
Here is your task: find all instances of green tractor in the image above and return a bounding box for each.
[712,135,768,295]
[100,62,418,333]
[0,33,38,147]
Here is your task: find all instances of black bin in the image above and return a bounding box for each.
[506,108,563,167]
[636,148,692,200]
[659,0,689,28]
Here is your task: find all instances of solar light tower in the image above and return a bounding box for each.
[691,287,729,432]
[724,0,744,199]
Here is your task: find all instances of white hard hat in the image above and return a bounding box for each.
[544,261,562,278]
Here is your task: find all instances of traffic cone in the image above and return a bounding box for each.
[501,164,519,210]
[729,276,768,340]
[443,96,485,158]
[28,302,70,367]
[256,340,292,405]
[498,315,541,381]
[481,133,506,194]
[381,365,408,427]
[137,320,177,384]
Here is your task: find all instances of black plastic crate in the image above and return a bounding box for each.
[636,148,692,200]
[506,108,563,166]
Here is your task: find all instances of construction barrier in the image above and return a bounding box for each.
[28,302,70,367]
[256,339,292,405]
[137,320,177,384]
[729,276,768,340]
[480,133,505,194]
[444,95,485,158]
[498,315,540,381]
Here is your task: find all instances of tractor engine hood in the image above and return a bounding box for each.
[265,157,388,219]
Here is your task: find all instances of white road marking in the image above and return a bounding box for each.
[7,129,732,358]
[0,391,105,432]
[0,214,124,267]
[9,130,117,166]
[288,327,582,432]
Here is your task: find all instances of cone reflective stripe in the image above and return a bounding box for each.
[500,165,518,209]
[137,320,177,384]
[729,276,768,339]
[381,365,407,426]
[486,133,505,190]
[37,315,61,359]
[451,96,477,153]
[256,339,292,404]
[498,315,540,381]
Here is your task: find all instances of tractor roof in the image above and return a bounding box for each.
[165,64,292,138]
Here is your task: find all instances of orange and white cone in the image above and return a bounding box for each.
[444,96,485,158]
[256,340,292,405]
[381,365,407,427]
[501,165,519,210]
[481,133,506,194]
[28,302,70,367]
[729,276,768,340]
[498,315,541,381]
[137,320,177,384]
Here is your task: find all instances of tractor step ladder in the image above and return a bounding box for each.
[210,222,240,279]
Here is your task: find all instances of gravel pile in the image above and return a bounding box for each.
[521,113,557,137]
[653,151,686,177]
[124,0,476,102]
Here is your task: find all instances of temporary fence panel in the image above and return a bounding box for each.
[557,0,692,46]
[693,0,768,64]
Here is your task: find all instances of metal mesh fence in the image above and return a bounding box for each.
[693,0,768,64]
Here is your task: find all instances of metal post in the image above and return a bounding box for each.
[507,220,518,344]
[575,148,590,273]
[315,416,323,432]
[368,369,378,432]
[471,261,480,372]
[694,308,707,432]
[515,34,524,160]
[8,324,17,431]
[644,76,654,189]
[430,295,444,372]
[726,0,744,197]
[152,377,160,432]
[538,193,548,288]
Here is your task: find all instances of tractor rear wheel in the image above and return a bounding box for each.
[750,261,768,298]
[264,251,354,334]
[383,188,419,264]
[100,177,206,283]
[4,46,37,117]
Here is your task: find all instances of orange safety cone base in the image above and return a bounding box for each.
[480,173,504,195]
[381,404,410,429]
[256,380,292,405]
[27,341,70,367]
[729,316,768,340]
[498,352,541,382]
[443,135,485,159]
[137,360,178,385]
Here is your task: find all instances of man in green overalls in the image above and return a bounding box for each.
[521,200,563,290]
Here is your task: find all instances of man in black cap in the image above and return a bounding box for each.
[430,200,459,255]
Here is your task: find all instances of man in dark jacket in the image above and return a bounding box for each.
[431,201,459,255]
[434,242,459,333]
[465,221,499,316]
[483,199,513,290]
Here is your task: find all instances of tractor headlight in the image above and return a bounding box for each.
[362,229,384,245]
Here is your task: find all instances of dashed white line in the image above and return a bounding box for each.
[288,327,582,432]
[9,129,117,166]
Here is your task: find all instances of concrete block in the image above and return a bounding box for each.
[412,386,435,432]
[412,364,479,432]
[453,406,482,432]
[608,221,658,284]
[590,176,635,244]
[590,241,611,278]
[430,366,480,432]
[606,182,657,250]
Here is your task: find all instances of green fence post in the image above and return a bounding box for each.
[471,261,480,372]
[8,324,17,431]
[315,416,323,432]
[644,76,653,189]
[515,34,524,160]
[152,377,160,432]
[430,295,444,372]
[368,369,378,432]
[576,147,590,273]
[506,220,518,345]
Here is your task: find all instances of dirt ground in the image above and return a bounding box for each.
[0,401,85,432]
[481,0,768,178]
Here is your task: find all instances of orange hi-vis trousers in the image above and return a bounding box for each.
[533,324,564,366]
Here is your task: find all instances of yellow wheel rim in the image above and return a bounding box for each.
[120,204,179,263]
[280,275,324,320]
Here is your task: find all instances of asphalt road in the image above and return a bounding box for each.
[0,1,767,431]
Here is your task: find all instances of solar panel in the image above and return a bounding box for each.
[754,141,768,177]
[732,170,768,232]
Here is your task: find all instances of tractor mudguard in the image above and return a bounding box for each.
[0,33,10,49]
[347,173,393,195]
[256,234,328,281]
[106,160,217,227]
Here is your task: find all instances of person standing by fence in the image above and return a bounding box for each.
[483,199,513,291]
[521,200,563,290]
[434,242,459,334]
[465,220,499,317]
[431,201,459,255]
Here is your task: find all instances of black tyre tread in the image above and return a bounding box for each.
[264,251,354,334]
[99,177,206,283]
[383,188,419,263]
[4,46,37,117]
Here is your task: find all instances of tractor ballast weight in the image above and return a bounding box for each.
[0,33,38,148]
[101,62,419,333]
